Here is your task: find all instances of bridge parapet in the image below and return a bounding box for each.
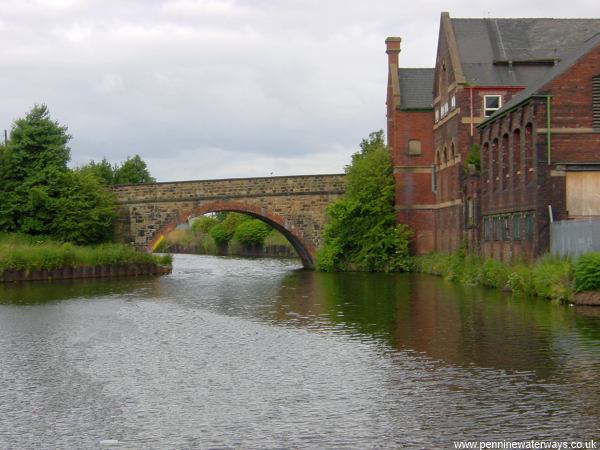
[111,174,346,268]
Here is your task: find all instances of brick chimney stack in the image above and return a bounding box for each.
[385,37,401,65]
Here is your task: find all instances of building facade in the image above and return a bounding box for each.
[478,34,600,260]
[387,12,600,259]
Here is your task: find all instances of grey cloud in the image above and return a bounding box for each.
[1,0,596,180]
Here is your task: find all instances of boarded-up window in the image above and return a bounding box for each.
[566,172,600,216]
[408,139,422,156]
[593,75,600,129]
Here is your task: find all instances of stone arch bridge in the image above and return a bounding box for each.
[111,174,346,269]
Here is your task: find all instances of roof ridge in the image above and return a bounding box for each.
[480,32,600,125]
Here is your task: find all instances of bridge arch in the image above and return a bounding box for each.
[149,200,317,269]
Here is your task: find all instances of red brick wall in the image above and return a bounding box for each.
[389,108,436,254]
[477,41,600,260]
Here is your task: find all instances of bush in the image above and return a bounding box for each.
[317,130,412,272]
[234,219,271,246]
[480,258,510,289]
[466,144,481,170]
[209,223,233,245]
[529,255,572,300]
[191,216,218,234]
[573,252,600,292]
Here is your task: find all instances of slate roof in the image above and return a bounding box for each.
[452,18,600,86]
[398,68,435,109]
[481,32,600,125]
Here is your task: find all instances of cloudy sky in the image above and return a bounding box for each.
[1,0,598,181]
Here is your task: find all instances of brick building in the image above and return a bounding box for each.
[387,12,600,259]
[478,33,600,260]
[385,37,435,254]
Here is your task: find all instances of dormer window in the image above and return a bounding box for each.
[484,95,502,117]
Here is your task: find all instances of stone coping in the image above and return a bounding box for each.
[572,291,600,306]
[1,263,171,283]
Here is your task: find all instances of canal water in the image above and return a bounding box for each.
[0,254,599,449]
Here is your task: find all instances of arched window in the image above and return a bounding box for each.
[450,142,456,162]
[482,142,490,194]
[492,138,499,191]
[513,129,521,182]
[502,133,509,189]
[525,123,534,184]
[443,146,448,165]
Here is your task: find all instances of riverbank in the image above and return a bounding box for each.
[165,242,297,259]
[412,251,600,304]
[159,220,298,259]
[0,233,172,283]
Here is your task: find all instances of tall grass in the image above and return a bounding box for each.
[413,251,573,301]
[573,252,600,292]
[0,233,171,271]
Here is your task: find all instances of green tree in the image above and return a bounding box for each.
[77,157,115,185]
[234,219,271,246]
[210,223,233,245]
[191,215,219,234]
[50,171,117,244]
[0,104,71,234]
[114,154,155,184]
[317,130,412,272]
[0,104,118,243]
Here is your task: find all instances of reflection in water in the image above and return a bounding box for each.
[273,270,600,377]
[1,254,599,448]
[0,276,165,305]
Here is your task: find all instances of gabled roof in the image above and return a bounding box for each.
[451,17,600,86]
[480,32,600,126]
[398,68,434,109]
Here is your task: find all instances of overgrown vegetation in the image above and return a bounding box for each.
[0,233,171,271]
[413,248,573,301]
[157,212,296,257]
[317,130,412,272]
[466,143,481,170]
[573,252,600,292]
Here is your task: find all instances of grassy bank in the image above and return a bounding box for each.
[0,233,172,272]
[413,251,581,302]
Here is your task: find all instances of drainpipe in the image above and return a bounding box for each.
[545,95,552,165]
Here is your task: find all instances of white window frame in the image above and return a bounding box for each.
[450,94,456,109]
[484,95,502,117]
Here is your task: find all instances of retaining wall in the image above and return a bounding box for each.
[1,263,171,283]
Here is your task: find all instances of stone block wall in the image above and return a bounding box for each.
[111,174,346,268]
